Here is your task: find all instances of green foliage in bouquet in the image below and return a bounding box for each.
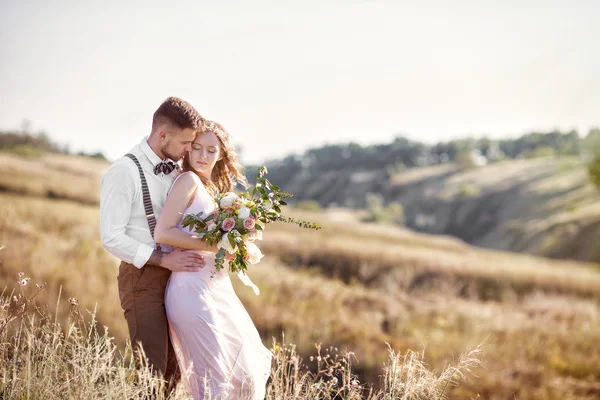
[182,166,321,275]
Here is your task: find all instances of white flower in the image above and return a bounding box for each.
[245,242,264,264]
[207,222,217,231]
[238,206,251,219]
[217,232,238,254]
[220,193,238,209]
[18,277,30,286]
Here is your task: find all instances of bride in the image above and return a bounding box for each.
[154,120,272,399]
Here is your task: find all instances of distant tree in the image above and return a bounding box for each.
[583,128,600,155]
[455,138,475,152]
[588,153,600,190]
[557,130,580,155]
[0,130,56,153]
[476,136,492,156]
[88,151,108,161]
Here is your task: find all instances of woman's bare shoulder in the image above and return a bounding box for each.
[171,171,202,192]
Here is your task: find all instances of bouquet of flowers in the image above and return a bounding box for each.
[181,166,321,275]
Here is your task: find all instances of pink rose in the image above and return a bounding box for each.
[243,218,255,230]
[226,207,235,216]
[221,217,235,232]
[234,203,241,209]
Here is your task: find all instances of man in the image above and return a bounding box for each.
[100,96,205,384]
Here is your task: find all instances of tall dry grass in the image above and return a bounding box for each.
[233,259,600,399]
[0,278,483,400]
[0,192,127,341]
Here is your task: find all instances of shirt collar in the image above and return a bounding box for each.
[140,137,163,167]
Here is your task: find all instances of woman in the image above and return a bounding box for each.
[154,121,272,399]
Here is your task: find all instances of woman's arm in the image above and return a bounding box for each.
[154,173,221,254]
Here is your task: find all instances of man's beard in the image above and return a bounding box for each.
[162,145,184,162]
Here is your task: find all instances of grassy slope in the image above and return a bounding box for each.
[1,153,600,399]
[279,155,600,262]
[387,157,600,262]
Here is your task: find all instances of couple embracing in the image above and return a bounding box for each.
[100,96,271,399]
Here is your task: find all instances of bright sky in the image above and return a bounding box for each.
[1,0,599,164]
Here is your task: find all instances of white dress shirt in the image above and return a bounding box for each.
[100,138,179,268]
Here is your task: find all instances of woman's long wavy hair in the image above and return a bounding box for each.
[182,120,248,197]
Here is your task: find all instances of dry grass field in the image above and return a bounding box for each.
[1,152,600,399]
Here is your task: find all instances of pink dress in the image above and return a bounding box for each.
[165,172,272,399]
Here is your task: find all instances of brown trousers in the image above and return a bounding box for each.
[118,261,179,384]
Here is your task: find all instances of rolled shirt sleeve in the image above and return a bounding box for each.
[100,160,154,268]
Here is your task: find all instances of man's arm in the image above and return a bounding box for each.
[100,161,154,268]
[100,161,204,271]
[147,248,162,266]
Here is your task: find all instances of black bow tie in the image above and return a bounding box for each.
[154,159,179,175]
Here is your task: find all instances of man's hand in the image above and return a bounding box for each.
[151,249,205,272]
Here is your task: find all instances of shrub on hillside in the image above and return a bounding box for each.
[363,193,405,224]
[457,184,480,199]
[294,200,322,211]
[456,151,486,169]
[588,153,600,190]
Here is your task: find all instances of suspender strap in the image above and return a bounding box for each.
[125,153,157,239]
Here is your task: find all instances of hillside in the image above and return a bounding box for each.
[263,156,600,263]
[1,152,600,399]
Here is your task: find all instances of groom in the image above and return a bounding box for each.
[100,96,206,383]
